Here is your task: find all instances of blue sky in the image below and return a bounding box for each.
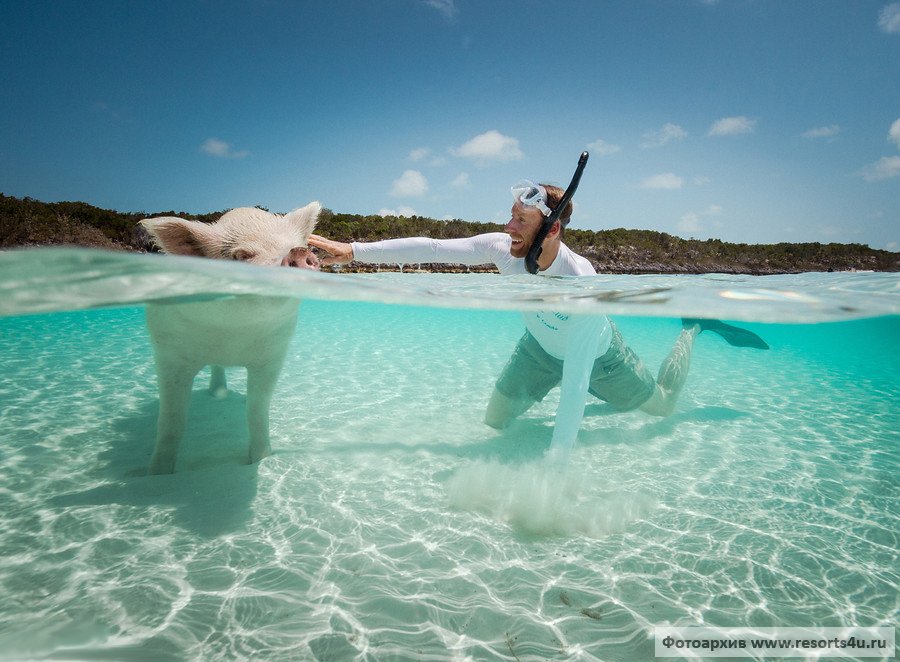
[2,1,898,249]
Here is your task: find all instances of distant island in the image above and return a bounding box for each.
[1,193,897,274]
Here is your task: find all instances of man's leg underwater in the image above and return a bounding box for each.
[485,331,560,429]
[640,318,769,417]
[484,387,534,429]
[640,324,700,417]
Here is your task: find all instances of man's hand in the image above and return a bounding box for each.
[308,234,354,266]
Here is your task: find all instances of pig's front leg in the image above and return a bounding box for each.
[245,358,286,464]
[149,358,202,474]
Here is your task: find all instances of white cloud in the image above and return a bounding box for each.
[640,173,684,190]
[862,156,900,181]
[408,147,448,166]
[390,170,429,197]
[802,125,841,140]
[451,172,470,189]
[878,3,900,33]
[451,130,523,166]
[422,0,458,19]
[693,176,711,186]
[819,225,843,238]
[92,101,123,121]
[678,212,702,234]
[889,118,900,148]
[640,123,687,148]
[887,241,898,251]
[200,138,249,159]
[677,204,722,236]
[708,116,756,136]
[378,206,417,218]
[587,138,621,156]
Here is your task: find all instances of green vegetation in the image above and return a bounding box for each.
[1,193,896,273]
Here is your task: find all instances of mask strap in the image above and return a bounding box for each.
[524,151,590,274]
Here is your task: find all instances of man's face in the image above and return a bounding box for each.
[505,202,546,258]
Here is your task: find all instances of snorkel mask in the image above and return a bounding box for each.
[519,151,590,274]
[511,181,553,217]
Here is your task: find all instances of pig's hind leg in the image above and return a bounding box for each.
[209,365,227,398]
[245,358,287,464]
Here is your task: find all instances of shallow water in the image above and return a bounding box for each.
[0,249,898,660]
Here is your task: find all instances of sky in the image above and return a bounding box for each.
[1,1,898,250]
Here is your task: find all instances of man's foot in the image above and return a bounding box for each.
[682,318,770,349]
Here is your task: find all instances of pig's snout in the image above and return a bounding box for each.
[281,247,320,270]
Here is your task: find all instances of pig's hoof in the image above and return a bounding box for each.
[248,446,271,465]
[210,386,228,399]
[148,456,176,475]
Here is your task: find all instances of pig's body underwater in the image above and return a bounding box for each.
[139,202,321,474]
[145,296,299,372]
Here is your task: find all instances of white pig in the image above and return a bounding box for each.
[139,202,321,474]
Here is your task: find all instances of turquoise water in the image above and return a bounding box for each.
[0,248,898,661]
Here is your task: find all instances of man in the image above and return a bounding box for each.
[308,180,766,429]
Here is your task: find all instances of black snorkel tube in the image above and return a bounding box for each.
[524,151,590,274]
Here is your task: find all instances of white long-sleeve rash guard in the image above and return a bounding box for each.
[351,233,613,360]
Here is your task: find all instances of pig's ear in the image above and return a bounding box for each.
[139,217,222,257]
[284,201,321,245]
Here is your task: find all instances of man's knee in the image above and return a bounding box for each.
[484,410,511,429]
[484,388,530,429]
[638,385,676,417]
